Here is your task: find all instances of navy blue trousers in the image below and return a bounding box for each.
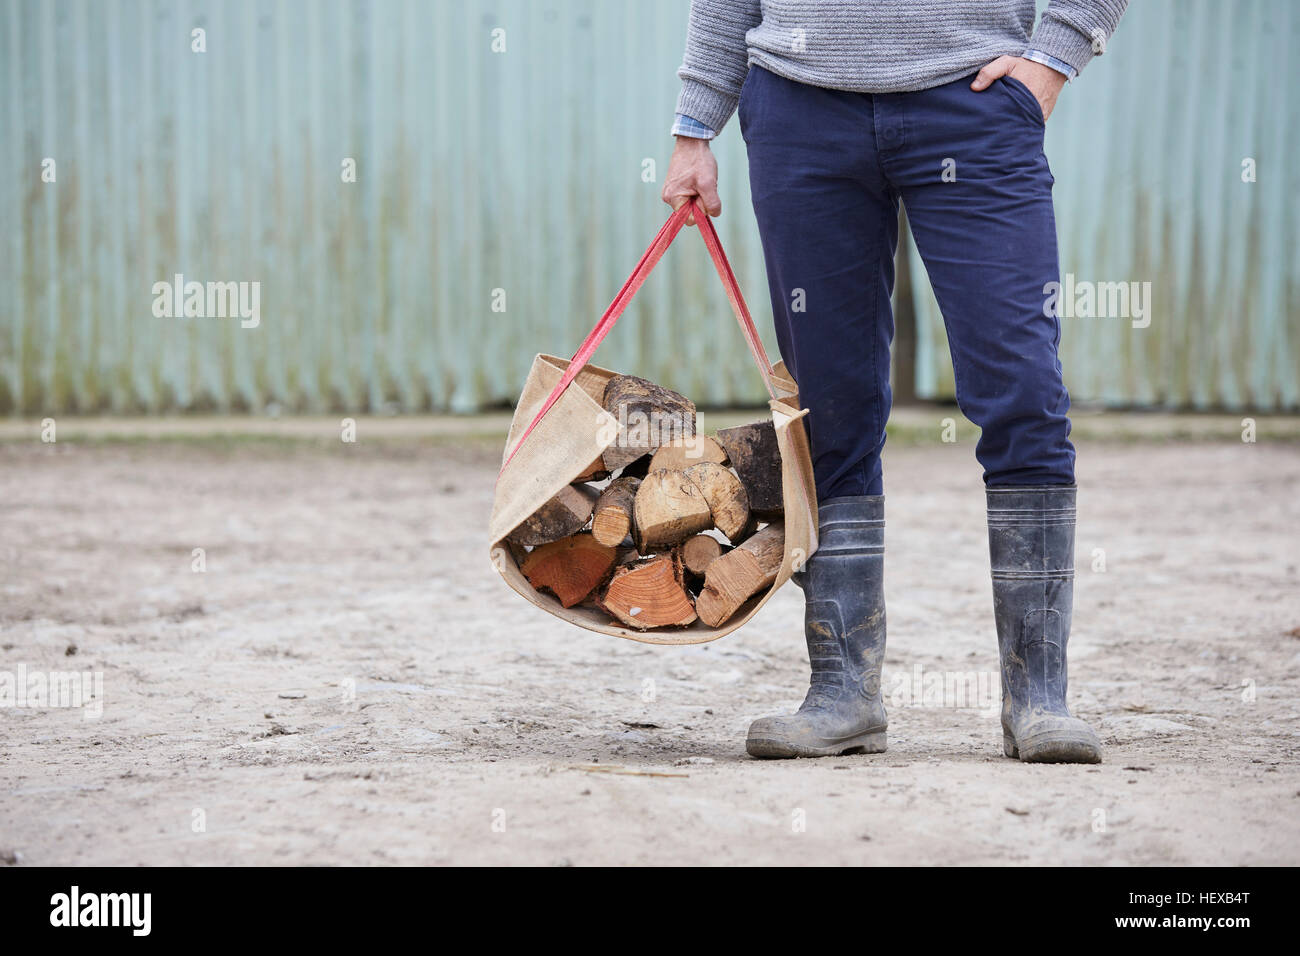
[740,66,1074,498]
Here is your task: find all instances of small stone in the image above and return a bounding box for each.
[673,756,715,767]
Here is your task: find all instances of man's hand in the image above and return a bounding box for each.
[970,56,1066,122]
[662,136,721,225]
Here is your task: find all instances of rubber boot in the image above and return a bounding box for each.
[746,496,888,758]
[987,485,1102,763]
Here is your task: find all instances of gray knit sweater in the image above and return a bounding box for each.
[676,0,1129,131]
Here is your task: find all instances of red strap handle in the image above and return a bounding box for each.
[501,199,776,473]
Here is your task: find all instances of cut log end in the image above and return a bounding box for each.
[591,476,641,548]
[634,469,713,550]
[520,533,617,608]
[683,461,751,542]
[601,553,697,630]
[680,534,725,578]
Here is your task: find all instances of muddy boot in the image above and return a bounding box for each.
[987,485,1102,763]
[746,496,888,758]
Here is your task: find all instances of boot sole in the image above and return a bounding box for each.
[1004,732,1102,764]
[746,730,887,760]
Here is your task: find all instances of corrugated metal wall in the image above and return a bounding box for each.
[1,0,1296,414]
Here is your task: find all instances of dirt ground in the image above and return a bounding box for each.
[2,416,1298,866]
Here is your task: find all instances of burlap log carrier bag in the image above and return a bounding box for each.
[488,200,818,645]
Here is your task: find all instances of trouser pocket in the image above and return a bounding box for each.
[999,75,1046,126]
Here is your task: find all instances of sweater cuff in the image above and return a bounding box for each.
[675,76,740,135]
[1028,14,1104,76]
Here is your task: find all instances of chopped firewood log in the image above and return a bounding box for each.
[695,522,785,627]
[683,461,752,542]
[600,553,697,630]
[520,533,617,608]
[680,534,725,578]
[600,374,696,470]
[647,435,728,474]
[506,483,598,546]
[575,545,640,611]
[574,454,609,483]
[591,476,641,548]
[634,469,713,550]
[715,421,784,518]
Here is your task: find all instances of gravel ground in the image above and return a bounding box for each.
[1,421,1297,866]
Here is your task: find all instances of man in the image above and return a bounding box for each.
[663,1,1128,763]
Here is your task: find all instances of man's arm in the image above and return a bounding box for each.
[675,0,762,136]
[1028,0,1130,75]
[663,0,760,222]
[972,1,1129,121]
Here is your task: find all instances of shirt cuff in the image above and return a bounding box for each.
[675,76,739,133]
[671,113,718,140]
[1022,48,1079,81]
[1027,12,1104,76]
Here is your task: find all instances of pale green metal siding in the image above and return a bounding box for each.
[1,0,1296,414]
